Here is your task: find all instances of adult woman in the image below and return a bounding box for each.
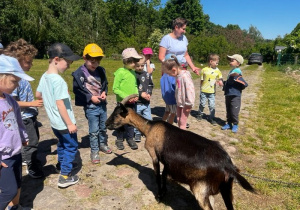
[158,17,200,75]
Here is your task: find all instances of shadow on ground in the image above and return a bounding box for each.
[106,153,201,210]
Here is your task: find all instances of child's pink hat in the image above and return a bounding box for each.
[142,47,153,55]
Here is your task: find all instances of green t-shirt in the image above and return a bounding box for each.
[113,67,138,102]
[200,67,222,94]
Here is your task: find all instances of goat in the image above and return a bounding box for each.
[106,94,256,210]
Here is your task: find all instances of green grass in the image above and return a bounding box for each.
[240,63,300,209]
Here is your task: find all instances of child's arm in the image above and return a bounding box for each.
[36,91,43,100]
[145,60,154,74]
[14,100,43,108]
[56,99,77,133]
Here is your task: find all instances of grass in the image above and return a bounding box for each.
[239,63,300,209]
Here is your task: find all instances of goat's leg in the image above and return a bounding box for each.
[219,178,234,210]
[190,182,213,210]
[161,165,168,196]
[152,158,163,199]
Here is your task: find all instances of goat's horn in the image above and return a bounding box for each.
[120,94,139,105]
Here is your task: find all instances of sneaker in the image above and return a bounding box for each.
[115,139,124,150]
[90,151,100,164]
[135,134,141,142]
[28,167,44,179]
[196,115,202,121]
[186,123,190,129]
[232,124,239,133]
[210,119,217,125]
[7,204,22,210]
[58,174,79,188]
[221,123,232,130]
[127,139,138,150]
[100,145,112,154]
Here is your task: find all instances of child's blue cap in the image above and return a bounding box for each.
[164,54,176,61]
[0,54,34,81]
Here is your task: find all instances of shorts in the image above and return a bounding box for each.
[165,104,177,114]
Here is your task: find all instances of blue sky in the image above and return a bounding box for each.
[162,0,300,40]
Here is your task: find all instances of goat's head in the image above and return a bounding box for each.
[105,94,138,130]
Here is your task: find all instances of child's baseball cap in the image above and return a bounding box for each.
[122,48,142,60]
[142,47,153,55]
[83,43,104,57]
[227,54,244,65]
[48,43,80,61]
[0,54,34,81]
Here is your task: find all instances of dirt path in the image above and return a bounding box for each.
[20,66,264,210]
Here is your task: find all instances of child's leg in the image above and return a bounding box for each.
[162,111,170,121]
[178,106,192,129]
[52,128,78,176]
[168,113,176,124]
[134,104,143,136]
[84,106,101,153]
[167,104,177,124]
[98,103,108,146]
[0,154,22,209]
[207,93,216,120]
[231,96,241,125]
[225,96,233,124]
[198,92,207,116]
[176,106,183,128]
[143,103,152,120]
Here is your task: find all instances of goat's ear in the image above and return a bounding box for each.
[119,103,128,117]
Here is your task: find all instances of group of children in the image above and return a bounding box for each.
[0,38,247,209]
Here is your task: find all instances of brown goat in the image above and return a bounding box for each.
[106,94,256,210]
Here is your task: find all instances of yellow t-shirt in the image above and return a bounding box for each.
[200,67,222,93]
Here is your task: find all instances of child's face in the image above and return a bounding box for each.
[135,59,145,72]
[84,56,102,71]
[166,67,178,77]
[229,59,240,68]
[144,54,152,60]
[56,58,72,73]
[19,56,33,71]
[210,59,219,69]
[0,74,21,94]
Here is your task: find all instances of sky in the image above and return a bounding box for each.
[162,0,300,40]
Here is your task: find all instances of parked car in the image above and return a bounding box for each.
[248,53,263,65]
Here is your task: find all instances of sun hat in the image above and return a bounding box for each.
[0,43,3,49]
[83,43,104,57]
[122,48,142,60]
[48,43,80,61]
[227,54,244,65]
[142,47,153,55]
[0,54,34,81]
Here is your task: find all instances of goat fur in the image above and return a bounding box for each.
[106,99,256,210]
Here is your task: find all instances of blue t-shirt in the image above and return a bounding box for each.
[11,79,38,119]
[37,73,76,130]
[159,34,188,65]
[160,73,176,105]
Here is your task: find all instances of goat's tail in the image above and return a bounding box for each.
[230,168,257,194]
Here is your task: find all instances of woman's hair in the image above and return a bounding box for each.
[207,53,220,62]
[161,55,180,73]
[172,17,188,30]
[2,38,37,61]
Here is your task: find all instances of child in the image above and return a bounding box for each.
[3,38,44,179]
[36,43,80,188]
[196,53,223,125]
[113,48,141,150]
[134,55,153,142]
[160,73,177,124]
[142,47,155,74]
[162,54,195,130]
[0,54,32,210]
[222,54,248,133]
[72,43,111,165]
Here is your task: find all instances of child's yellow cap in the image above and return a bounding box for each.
[83,43,104,57]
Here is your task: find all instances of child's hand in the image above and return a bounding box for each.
[218,80,224,87]
[67,124,77,134]
[0,161,8,171]
[31,100,43,107]
[128,97,138,103]
[22,141,29,146]
[141,92,148,100]
[91,95,101,104]
[99,92,106,101]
